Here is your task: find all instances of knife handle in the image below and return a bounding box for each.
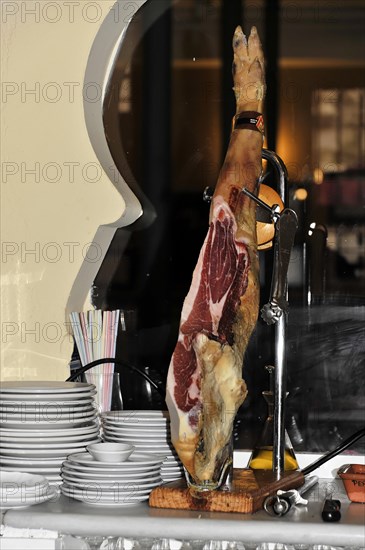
[322,499,341,522]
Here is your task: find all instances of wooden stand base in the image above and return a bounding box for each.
[149,469,304,514]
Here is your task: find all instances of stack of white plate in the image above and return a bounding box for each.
[101,411,184,482]
[0,470,59,509]
[0,382,101,484]
[61,451,164,506]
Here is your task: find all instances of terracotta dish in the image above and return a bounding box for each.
[338,464,365,503]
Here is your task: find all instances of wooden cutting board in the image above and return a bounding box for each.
[149,468,304,514]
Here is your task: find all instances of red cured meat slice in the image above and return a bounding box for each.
[173,203,250,417]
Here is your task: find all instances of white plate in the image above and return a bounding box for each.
[1,412,97,422]
[0,382,94,393]
[103,419,168,429]
[0,417,98,430]
[61,474,161,491]
[103,419,170,427]
[0,470,48,488]
[102,423,168,432]
[0,432,100,444]
[161,470,184,476]
[102,425,169,436]
[0,398,95,408]
[161,462,183,469]
[125,443,171,449]
[161,468,183,474]
[61,460,162,476]
[102,418,170,426]
[104,441,171,455]
[102,410,169,419]
[1,465,62,474]
[0,485,59,509]
[104,430,169,443]
[0,424,99,438]
[0,413,97,426]
[61,462,162,474]
[104,435,171,446]
[0,404,96,414]
[61,482,152,497]
[102,411,169,424]
[0,440,101,457]
[0,455,66,465]
[68,452,164,468]
[0,391,96,402]
[0,438,101,450]
[61,461,161,484]
[0,413,97,425]
[60,485,146,506]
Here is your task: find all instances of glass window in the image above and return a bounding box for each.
[93,0,365,457]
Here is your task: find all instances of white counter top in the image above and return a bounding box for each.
[2,479,365,547]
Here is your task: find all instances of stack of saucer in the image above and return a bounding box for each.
[61,451,164,506]
[0,470,58,509]
[101,411,184,482]
[0,382,101,483]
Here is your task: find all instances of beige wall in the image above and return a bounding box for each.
[0,1,132,381]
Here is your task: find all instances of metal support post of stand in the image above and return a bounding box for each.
[261,150,291,478]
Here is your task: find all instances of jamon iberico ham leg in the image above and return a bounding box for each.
[166,26,266,486]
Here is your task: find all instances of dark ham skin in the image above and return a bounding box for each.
[166,26,265,485]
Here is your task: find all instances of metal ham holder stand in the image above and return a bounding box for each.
[204,148,298,477]
[205,148,298,478]
[243,149,298,479]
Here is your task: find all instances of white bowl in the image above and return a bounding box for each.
[86,442,134,463]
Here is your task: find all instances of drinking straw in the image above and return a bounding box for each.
[69,310,121,411]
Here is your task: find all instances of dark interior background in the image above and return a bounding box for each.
[78,0,365,455]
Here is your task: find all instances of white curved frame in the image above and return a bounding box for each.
[67,0,149,312]
[83,0,149,228]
